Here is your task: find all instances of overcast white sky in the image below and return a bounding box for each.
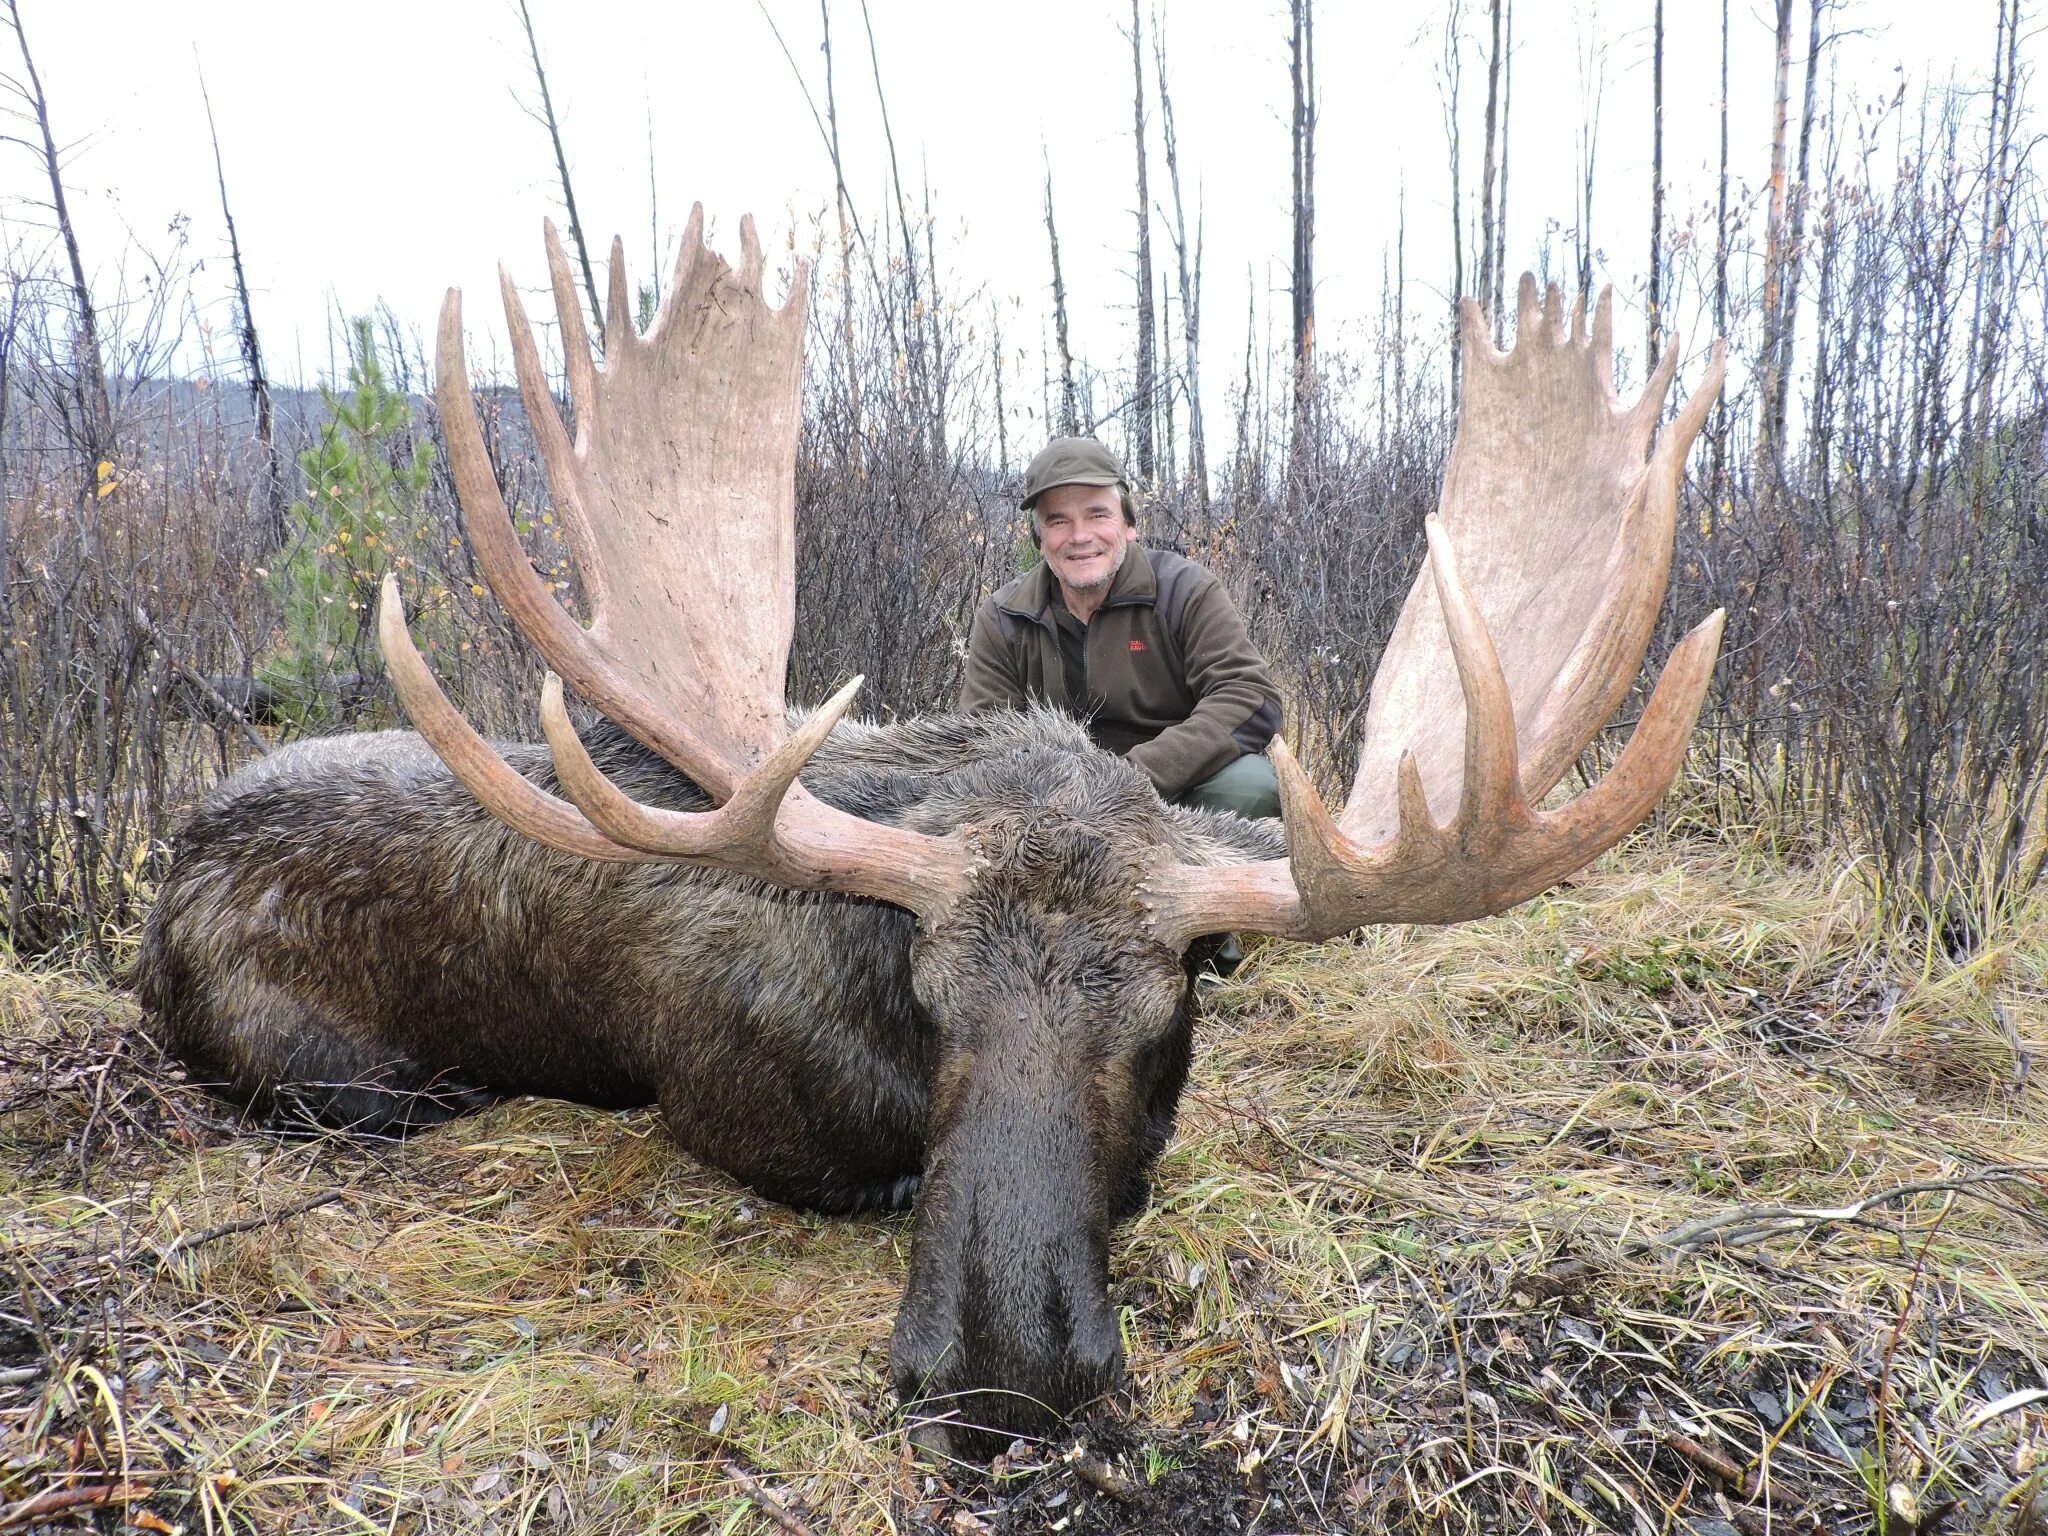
[2,0,2032,424]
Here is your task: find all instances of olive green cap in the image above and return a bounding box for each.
[1020,436,1127,511]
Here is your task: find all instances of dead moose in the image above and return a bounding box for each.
[137,207,1725,1457]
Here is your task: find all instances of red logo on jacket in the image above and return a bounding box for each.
[1128,639,1146,652]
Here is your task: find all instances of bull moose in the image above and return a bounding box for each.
[137,206,1725,1458]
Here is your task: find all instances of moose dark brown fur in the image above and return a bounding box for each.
[137,210,1725,1458]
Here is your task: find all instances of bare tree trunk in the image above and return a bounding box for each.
[5,0,114,479]
[1478,0,1502,338]
[856,0,943,464]
[1493,0,1512,329]
[197,59,283,550]
[515,0,603,341]
[1967,0,2022,448]
[645,90,660,318]
[1045,163,1080,437]
[1155,21,1206,514]
[817,1,866,439]
[1237,270,1259,484]
[1288,0,1316,474]
[1441,6,1465,396]
[1757,0,1797,483]
[1981,0,2022,425]
[1574,17,1602,298]
[1712,0,1730,504]
[1378,247,1391,438]
[1765,0,1826,465]
[1394,180,1407,438]
[1128,0,1156,480]
[1159,277,1176,489]
[1648,0,1666,371]
[1189,208,1205,510]
[0,258,23,569]
[991,300,1008,478]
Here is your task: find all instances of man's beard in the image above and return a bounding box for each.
[1059,538,1129,593]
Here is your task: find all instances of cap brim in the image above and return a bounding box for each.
[1021,473,1123,510]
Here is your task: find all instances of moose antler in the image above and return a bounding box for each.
[1146,277,1727,946]
[378,209,974,919]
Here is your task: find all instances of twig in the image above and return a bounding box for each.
[668,1420,816,1536]
[1063,1444,1143,1504]
[1661,1429,1746,1490]
[1876,1189,1958,1525]
[1424,1256,1479,1463]
[133,606,270,757]
[155,1189,342,1264]
[0,1482,154,1529]
[719,1462,815,1536]
[1517,1170,2043,1297]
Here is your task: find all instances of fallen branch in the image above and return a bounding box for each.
[1063,1443,1143,1504]
[0,1482,154,1529]
[133,605,272,757]
[720,1461,816,1536]
[155,1189,343,1264]
[670,1420,816,1536]
[1661,1429,1747,1490]
[1517,1170,2047,1299]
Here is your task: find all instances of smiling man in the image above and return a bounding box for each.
[959,437,1282,821]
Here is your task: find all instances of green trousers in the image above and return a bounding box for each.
[1178,752,1281,820]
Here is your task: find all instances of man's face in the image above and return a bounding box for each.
[1035,482,1136,595]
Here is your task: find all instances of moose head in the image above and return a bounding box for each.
[374,207,1723,1455]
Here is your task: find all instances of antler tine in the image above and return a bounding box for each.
[1515,272,1542,337]
[542,220,600,431]
[1590,289,1616,393]
[738,213,767,288]
[661,203,708,335]
[1539,609,1724,851]
[377,577,654,864]
[1149,598,1725,949]
[1429,518,1524,823]
[502,261,608,616]
[604,234,633,360]
[1300,606,1720,942]
[533,670,963,911]
[1632,330,1684,435]
[541,670,858,862]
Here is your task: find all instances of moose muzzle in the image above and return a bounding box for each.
[889,1047,1125,1459]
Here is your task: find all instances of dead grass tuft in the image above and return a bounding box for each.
[4,820,2046,1532]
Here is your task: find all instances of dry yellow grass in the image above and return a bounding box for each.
[3,814,2046,1533]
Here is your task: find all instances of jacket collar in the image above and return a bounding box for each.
[998,543,1158,627]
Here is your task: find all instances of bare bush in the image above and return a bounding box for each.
[790,251,1013,718]
[1667,81,2048,932]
